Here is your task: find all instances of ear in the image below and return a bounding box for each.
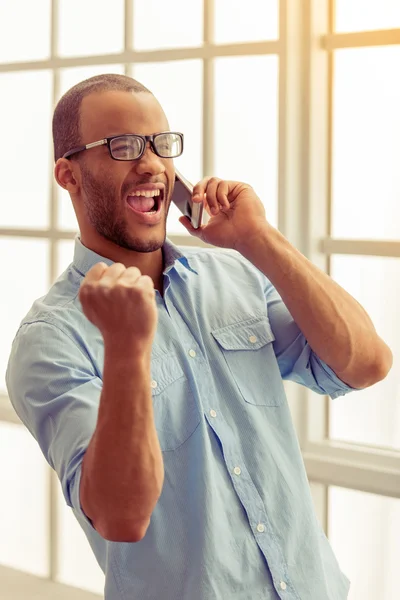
[54,158,80,193]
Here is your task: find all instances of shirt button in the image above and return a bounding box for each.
[210,409,217,418]
[150,380,158,389]
[189,349,197,358]
[249,335,257,344]
[233,467,241,475]
[280,581,287,591]
[256,523,265,533]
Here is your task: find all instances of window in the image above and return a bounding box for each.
[329,487,400,600]
[303,2,400,598]
[1,1,399,597]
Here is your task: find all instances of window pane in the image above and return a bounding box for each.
[214,0,278,43]
[0,422,49,577]
[0,238,49,393]
[0,0,51,63]
[57,487,105,594]
[58,0,124,57]
[58,65,126,100]
[0,71,52,229]
[57,65,125,231]
[134,60,203,235]
[331,47,400,240]
[215,56,278,228]
[330,255,400,450]
[133,0,203,50]
[58,189,79,233]
[57,240,76,280]
[329,486,400,600]
[335,0,400,33]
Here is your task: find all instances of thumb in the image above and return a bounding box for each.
[179,216,204,238]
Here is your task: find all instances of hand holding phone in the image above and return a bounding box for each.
[171,169,203,229]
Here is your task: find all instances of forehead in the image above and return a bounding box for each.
[79,90,169,141]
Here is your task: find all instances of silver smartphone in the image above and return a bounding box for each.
[171,169,203,229]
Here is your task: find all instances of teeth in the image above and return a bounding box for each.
[130,189,160,198]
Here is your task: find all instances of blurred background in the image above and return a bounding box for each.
[0,1,399,598]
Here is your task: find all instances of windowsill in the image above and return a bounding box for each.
[0,565,102,600]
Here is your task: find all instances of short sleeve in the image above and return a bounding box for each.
[262,278,358,399]
[6,320,102,532]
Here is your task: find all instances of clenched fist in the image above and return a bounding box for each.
[79,262,158,349]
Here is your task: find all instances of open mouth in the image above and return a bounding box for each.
[126,189,164,214]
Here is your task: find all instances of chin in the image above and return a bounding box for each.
[125,232,166,254]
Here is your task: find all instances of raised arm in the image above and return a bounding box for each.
[79,262,164,542]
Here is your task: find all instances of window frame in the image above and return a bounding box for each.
[289,0,400,534]
[0,0,400,589]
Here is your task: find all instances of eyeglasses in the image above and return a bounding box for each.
[63,131,184,161]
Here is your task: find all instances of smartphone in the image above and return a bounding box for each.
[172,169,203,229]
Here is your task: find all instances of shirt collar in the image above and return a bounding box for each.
[72,235,198,277]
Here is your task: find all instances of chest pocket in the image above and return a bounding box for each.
[211,317,285,407]
[151,353,200,451]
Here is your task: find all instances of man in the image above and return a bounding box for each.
[6,74,392,600]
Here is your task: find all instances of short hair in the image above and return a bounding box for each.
[52,73,152,162]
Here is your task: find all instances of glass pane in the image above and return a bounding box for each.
[57,240,75,280]
[331,47,400,240]
[58,0,124,57]
[215,56,278,228]
[336,0,400,33]
[0,71,52,229]
[329,486,400,600]
[58,189,79,233]
[57,486,105,594]
[0,238,49,393]
[57,65,125,231]
[0,422,49,577]
[214,0,278,44]
[58,65,126,101]
[330,255,400,450]
[0,0,51,63]
[133,60,203,235]
[133,0,203,50]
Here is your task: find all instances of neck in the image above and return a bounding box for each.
[80,233,165,293]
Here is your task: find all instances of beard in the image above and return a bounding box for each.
[80,163,169,253]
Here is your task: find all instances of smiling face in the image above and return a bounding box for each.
[58,90,176,254]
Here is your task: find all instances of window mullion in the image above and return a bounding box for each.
[124,0,134,76]
[49,0,60,584]
[203,0,215,181]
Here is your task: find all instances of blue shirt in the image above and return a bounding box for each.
[6,236,352,600]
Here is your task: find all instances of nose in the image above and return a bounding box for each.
[135,141,166,177]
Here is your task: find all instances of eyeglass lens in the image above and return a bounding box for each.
[110,133,182,160]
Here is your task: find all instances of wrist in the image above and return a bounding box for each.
[236,222,277,259]
[103,334,153,366]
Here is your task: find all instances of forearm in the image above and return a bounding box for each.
[81,341,164,542]
[238,225,392,388]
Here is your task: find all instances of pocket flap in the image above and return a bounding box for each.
[151,353,184,395]
[211,317,275,351]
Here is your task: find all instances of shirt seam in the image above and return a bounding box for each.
[20,317,96,368]
[110,551,128,600]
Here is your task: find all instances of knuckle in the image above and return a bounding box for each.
[126,266,141,277]
[80,281,94,295]
[89,262,106,275]
[140,274,153,284]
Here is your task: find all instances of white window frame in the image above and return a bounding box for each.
[279,0,400,534]
[1,0,400,590]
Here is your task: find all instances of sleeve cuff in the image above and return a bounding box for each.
[313,355,359,399]
[68,465,98,534]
